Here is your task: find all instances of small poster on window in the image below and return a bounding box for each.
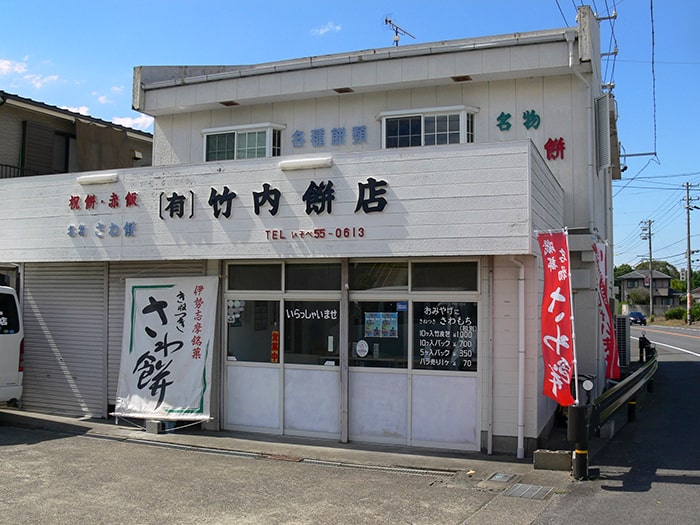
[364,312,398,338]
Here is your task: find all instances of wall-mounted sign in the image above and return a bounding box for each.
[413,302,477,372]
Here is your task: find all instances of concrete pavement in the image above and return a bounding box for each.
[0,407,605,491]
[0,405,640,524]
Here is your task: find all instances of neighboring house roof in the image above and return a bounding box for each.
[0,90,152,141]
[618,269,672,280]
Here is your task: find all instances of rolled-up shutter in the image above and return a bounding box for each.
[22,263,107,417]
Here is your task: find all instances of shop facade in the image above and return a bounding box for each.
[0,6,618,455]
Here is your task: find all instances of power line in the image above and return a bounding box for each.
[649,0,658,154]
[617,59,700,66]
[601,0,618,84]
[613,171,700,181]
[613,157,659,197]
[554,0,570,25]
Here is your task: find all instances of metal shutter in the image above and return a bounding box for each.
[107,261,206,406]
[22,262,107,417]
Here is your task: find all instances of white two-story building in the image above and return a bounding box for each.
[0,5,619,456]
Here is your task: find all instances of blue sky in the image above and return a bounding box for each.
[2,1,697,271]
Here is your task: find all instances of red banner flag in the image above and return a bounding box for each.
[537,230,576,406]
[593,243,620,379]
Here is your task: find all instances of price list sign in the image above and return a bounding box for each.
[413,302,477,371]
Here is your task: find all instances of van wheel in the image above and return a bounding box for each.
[7,398,21,409]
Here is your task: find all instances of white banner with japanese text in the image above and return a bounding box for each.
[115,276,219,420]
[537,230,576,406]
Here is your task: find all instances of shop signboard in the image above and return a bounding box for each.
[413,302,477,372]
[115,276,218,420]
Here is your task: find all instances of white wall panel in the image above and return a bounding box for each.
[411,374,478,449]
[226,365,280,430]
[0,142,562,264]
[284,367,339,437]
[348,370,408,443]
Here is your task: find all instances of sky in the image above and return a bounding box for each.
[2,0,697,272]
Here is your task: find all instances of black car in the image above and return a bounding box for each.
[629,311,647,325]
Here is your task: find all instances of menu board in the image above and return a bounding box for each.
[413,302,477,371]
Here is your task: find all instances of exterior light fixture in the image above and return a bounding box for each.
[278,156,333,171]
[76,173,119,185]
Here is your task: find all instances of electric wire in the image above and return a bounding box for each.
[601,0,619,85]
[613,157,659,197]
[649,0,657,155]
[554,0,570,26]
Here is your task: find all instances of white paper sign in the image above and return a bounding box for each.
[115,276,218,420]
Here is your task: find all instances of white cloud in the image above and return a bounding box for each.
[60,105,90,116]
[90,90,112,105]
[113,114,154,132]
[24,73,59,89]
[0,59,28,75]
[311,21,341,36]
[111,85,124,94]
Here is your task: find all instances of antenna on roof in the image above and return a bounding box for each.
[384,17,415,47]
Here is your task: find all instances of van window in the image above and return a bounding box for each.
[0,292,20,334]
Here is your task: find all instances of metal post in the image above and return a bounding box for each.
[567,404,589,480]
[627,399,636,422]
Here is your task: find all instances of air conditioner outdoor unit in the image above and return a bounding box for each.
[615,315,631,367]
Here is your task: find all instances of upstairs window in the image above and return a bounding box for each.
[379,106,477,149]
[203,123,284,162]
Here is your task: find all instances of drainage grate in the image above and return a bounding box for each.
[503,483,553,500]
[301,458,455,477]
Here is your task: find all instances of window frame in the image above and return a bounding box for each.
[377,105,478,149]
[225,261,342,365]
[347,258,480,371]
[224,259,480,372]
[203,123,285,162]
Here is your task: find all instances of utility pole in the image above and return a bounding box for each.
[683,183,699,324]
[640,220,653,320]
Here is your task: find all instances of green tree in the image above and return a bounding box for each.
[613,264,634,301]
[614,263,633,280]
[672,278,686,293]
[692,270,700,291]
[634,260,679,279]
[628,287,649,305]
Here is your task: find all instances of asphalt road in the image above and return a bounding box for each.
[535,324,700,524]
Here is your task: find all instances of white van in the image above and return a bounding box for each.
[0,286,23,406]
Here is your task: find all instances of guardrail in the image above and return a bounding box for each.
[590,351,658,432]
[568,350,657,480]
